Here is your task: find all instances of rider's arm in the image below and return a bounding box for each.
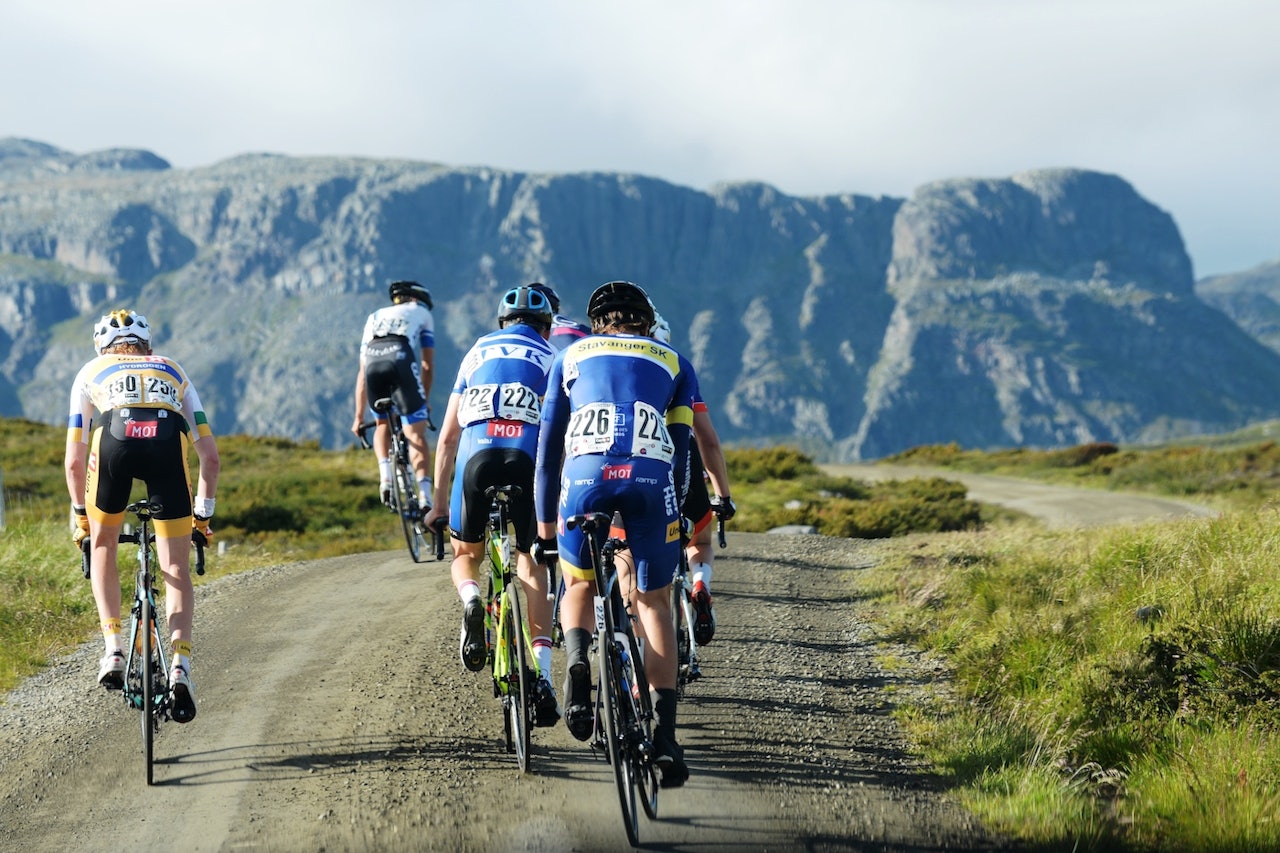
[181,382,220,512]
[534,360,569,532]
[352,361,369,435]
[693,407,731,501]
[429,392,462,518]
[63,371,92,506]
[419,346,434,411]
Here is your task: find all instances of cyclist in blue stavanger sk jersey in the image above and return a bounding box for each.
[534,280,695,788]
[527,282,591,352]
[424,286,562,726]
[650,313,736,646]
[64,309,221,724]
[352,280,437,513]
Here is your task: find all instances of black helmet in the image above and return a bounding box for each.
[388,280,432,309]
[497,285,553,328]
[527,282,561,313]
[587,280,654,327]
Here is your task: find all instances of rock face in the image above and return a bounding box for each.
[3,138,1279,458]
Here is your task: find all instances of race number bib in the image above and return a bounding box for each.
[631,401,674,463]
[459,382,542,426]
[567,402,616,456]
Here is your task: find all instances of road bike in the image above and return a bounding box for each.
[80,499,206,785]
[477,485,543,771]
[566,510,659,847]
[671,505,729,696]
[360,396,435,563]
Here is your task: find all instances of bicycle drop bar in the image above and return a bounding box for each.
[430,518,446,560]
[80,528,207,579]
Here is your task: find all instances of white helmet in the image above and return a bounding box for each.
[93,309,152,355]
[650,313,671,344]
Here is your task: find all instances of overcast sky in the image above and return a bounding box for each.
[2,0,1275,278]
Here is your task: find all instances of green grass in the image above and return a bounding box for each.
[10,415,1280,850]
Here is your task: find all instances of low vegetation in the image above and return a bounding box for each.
[6,416,1280,849]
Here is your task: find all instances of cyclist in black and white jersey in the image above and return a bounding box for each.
[352,280,436,513]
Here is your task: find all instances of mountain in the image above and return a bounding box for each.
[3,138,1279,460]
[1195,260,1280,356]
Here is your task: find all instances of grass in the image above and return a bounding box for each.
[8,415,1280,849]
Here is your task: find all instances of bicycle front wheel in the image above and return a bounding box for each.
[390,458,426,562]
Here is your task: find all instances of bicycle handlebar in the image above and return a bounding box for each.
[80,528,206,579]
[430,518,446,561]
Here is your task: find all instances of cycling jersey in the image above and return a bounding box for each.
[447,323,556,544]
[67,353,213,533]
[535,333,695,590]
[360,300,435,422]
[548,314,590,352]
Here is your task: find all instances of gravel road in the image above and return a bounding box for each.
[0,470,1211,852]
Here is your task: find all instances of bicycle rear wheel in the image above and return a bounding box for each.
[601,636,642,845]
[503,584,532,772]
[139,601,156,785]
[390,456,426,562]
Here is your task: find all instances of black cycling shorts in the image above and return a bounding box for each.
[451,447,536,552]
[87,407,193,527]
[363,335,426,417]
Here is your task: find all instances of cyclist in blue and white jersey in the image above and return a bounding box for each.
[351,280,436,512]
[528,282,590,352]
[534,280,695,788]
[425,286,561,725]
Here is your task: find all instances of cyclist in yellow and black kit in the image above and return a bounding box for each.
[64,309,220,723]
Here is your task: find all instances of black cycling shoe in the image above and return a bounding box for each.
[653,726,689,788]
[533,677,562,727]
[459,599,487,672]
[563,660,593,741]
[692,582,716,646]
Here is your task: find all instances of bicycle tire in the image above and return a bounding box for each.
[390,452,425,562]
[505,583,532,773]
[140,594,156,785]
[624,625,660,820]
[670,581,691,696]
[600,635,641,846]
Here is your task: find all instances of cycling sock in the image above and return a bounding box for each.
[458,580,481,605]
[564,627,592,671]
[654,687,678,730]
[533,637,553,677]
[691,561,712,589]
[418,477,433,502]
[377,458,392,485]
[102,618,123,653]
[172,639,192,673]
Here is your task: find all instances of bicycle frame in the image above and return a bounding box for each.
[81,498,205,786]
[363,398,430,562]
[566,511,659,846]
[482,485,541,772]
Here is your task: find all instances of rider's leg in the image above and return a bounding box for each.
[404,420,434,507]
[516,549,552,671]
[88,519,124,653]
[451,538,487,672]
[373,421,392,499]
[155,532,194,644]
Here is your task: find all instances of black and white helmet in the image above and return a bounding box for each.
[92,309,152,355]
[388,280,432,309]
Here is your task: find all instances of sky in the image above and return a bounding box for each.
[2,0,1276,278]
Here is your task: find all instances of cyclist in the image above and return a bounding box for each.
[534,280,695,788]
[651,313,736,645]
[424,285,561,726]
[528,282,590,352]
[64,309,221,723]
[352,279,436,513]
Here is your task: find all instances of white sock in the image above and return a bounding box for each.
[378,458,392,486]
[459,580,481,605]
[534,638,553,679]
[418,477,433,503]
[692,561,712,589]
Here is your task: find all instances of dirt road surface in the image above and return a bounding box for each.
[0,472,1212,852]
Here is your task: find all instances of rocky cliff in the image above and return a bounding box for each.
[4,138,1279,459]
